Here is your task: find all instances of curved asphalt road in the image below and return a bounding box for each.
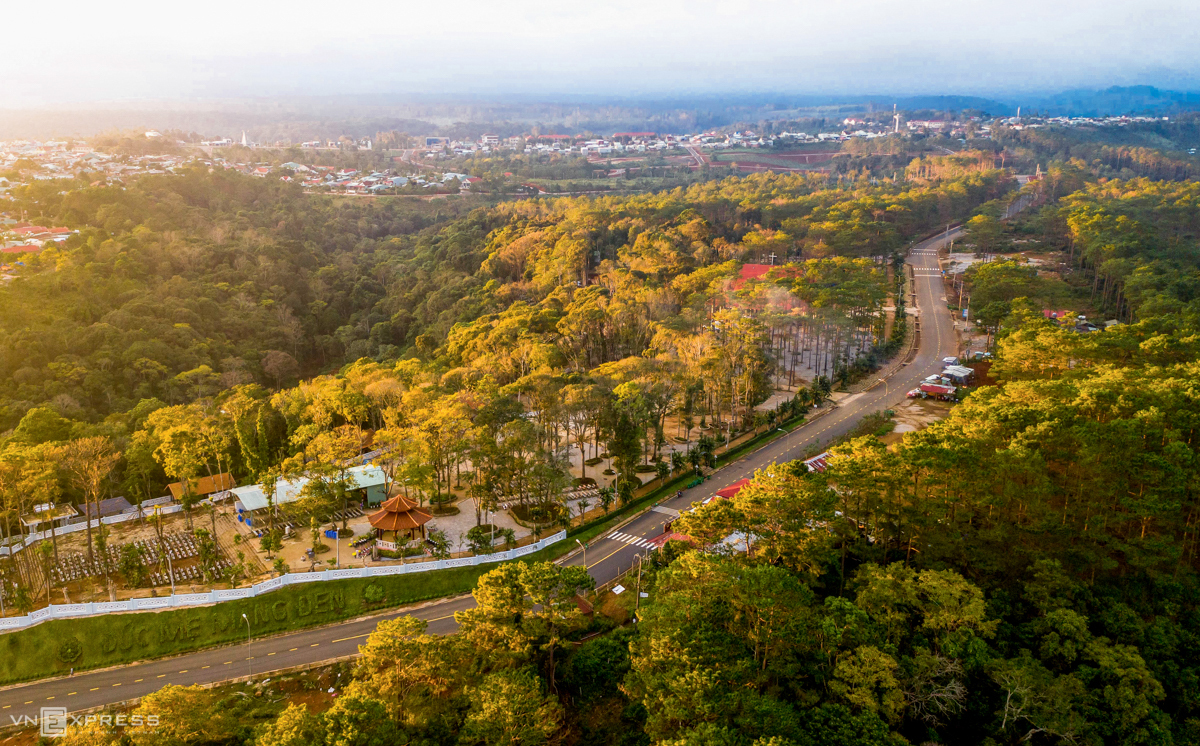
[0,229,961,723]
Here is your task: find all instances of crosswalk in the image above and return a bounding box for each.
[607,530,657,549]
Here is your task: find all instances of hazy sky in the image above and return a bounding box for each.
[5,0,1199,106]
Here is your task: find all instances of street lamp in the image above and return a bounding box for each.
[242,613,252,678]
[576,539,587,569]
[634,553,644,615]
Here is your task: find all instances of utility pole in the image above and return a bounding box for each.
[242,613,252,678]
[635,554,644,615]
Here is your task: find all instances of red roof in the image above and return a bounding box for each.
[649,531,693,548]
[724,265,792,291]
[919,383,956,395]
[368,494,432,532]
[0,245,41,254]
[740,264,774,281]
[612,132,656,138]
[803,452,831,473]
[716,478,752,499]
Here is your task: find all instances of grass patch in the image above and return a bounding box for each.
[0,563,507,686]
[806,409,894,457]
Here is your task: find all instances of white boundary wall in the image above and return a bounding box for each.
[0,505,185,557]
[0,531,566,632]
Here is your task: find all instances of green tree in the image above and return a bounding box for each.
[461,668,564,746]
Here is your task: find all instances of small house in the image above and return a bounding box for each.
[168,472,236,502]
[941,365,975,385]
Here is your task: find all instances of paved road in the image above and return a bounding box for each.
[0,229,960,723]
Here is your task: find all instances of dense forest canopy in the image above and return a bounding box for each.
[13,135,1200,744]
[48,307,1200,746]
[0,166,1009,428]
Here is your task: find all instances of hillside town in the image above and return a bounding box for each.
[1,110,1178,201]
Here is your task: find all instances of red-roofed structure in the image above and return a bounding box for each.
[369,494,432,542]
[803,452,831,473]
[649,531,693,549]
[0,245,41,254]
[716,478,752,499]
[919,383,956,397]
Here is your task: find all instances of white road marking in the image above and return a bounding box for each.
[608,531,655,549]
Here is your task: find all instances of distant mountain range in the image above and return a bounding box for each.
[1,86,1198,141]
[753,87,1200,119]
[1001,86,1200,117]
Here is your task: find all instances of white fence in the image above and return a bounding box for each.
[0,505,185,558]
[0,531,567,632]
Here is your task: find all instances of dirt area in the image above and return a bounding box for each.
[970,362,998,386]
[593,584,638,625]
[879,399,953,446]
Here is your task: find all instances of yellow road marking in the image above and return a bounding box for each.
[267,652,276,656]
[2,705,9,709]
[178,670,187,674]
[223,662,232,665]
[67,693,76,696]
[134,679,143,683]
[45,697,53,700]
[23,701,31,705]
[156,674,166,678]
[331,633,370,643]
[90,688,99,691]
[310,643,319,647]
[289,648,297,652]
[201,666,210,669]
[590,543,629,568]
[112,683,121,687]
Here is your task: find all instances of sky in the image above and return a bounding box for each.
[4,0,1199,106]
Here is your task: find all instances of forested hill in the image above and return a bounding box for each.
[0,165,1010,428]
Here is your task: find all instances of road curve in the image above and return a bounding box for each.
[0,229,961,722]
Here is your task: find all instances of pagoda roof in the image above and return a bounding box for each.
[369,494,432,532]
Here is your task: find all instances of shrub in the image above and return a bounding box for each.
[57,637,82,664]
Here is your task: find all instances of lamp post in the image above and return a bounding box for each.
[576,539,587,569]
[332,524,340,569]
[242,613,252,678]
[635,553,644,615]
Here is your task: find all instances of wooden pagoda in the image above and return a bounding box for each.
[368,494,432,544]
